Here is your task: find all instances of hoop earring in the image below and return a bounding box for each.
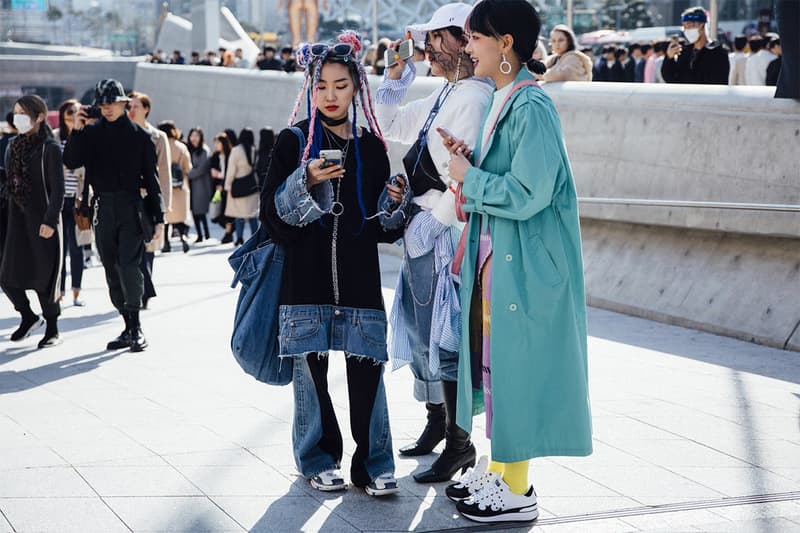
[500,53,512,75]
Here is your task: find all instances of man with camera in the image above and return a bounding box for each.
[63,79,165,352]
[662,7,728,85]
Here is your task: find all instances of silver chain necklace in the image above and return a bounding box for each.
[323,126,351,305]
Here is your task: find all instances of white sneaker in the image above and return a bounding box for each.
[365,473,400,496]
[309,469,347,492]
[446,455,492,501]
[456,474,539,523]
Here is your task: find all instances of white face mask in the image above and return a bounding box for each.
[13,114,33,134]
[683,28,701,44]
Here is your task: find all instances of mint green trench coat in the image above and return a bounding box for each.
[455,70,593,462]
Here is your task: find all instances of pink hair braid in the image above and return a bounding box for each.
[301,61,324,162]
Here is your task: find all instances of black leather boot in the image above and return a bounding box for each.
[128,311,148,352]
[399,402,446,456]
[107,313,132,350]
[413,380,476,483]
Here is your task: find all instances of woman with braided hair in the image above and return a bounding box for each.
[259,31,404,497]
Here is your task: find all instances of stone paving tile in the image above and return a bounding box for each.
[0,446,67,470]
[614,508,731,531]
[0,497,129,532]
[705,501,800,523]
[530,517,640,532]
[561,465,726,504]
[173,464,306,497]
[610,439,755,468]
[103,496,245,532]
[536,495,641,516]
[0,467,95,498]
[663,466,800,497]
[532,461,623,497]
[684,517,800,532]
[116,423,238,455]
[320,493,460,532]
[0,511,12,533]
[163,448,268,467]
[76,465,204,497]
[213,495,361,532]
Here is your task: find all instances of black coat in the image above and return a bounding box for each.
[1,137,64,300]
[594,61,626,82]
[766,57,781,86]
[63,115,164,223]
[661,42,729,85]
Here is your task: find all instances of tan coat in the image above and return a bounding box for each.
[165,138,192,225]
[542,51,594,82]
[224,144,259,219]
[143,123,172,251]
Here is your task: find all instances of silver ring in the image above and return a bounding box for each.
[331,202,344,216]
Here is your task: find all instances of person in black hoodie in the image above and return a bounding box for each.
[662,7,729,85]
[63,79,165,352]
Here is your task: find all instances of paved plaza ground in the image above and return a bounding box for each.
[1,232,799,532]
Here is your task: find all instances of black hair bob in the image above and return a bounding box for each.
[467,0,546,75]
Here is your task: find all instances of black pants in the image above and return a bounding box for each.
[305,353,383,487]
[94,192,145,312]
[60,200,84,294]
[140,251,156,299]
[193,213,209,239]
[2,285,60,320]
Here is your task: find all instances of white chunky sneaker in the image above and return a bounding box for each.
[309,469,347,492]
[445,455,492,501]
[365,473,400,496]
[456,474,539,523]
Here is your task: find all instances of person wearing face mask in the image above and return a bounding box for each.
[63,79,165,352]
[374,2,493,482]
[1,95,65,348]
[662,6,728,85]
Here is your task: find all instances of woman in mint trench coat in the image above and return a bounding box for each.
[454,69,593,462]
[437,0,592,523]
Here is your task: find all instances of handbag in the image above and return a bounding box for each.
[227,126,305,385]
[73,199,91,231]
[170,162,184,188]
[230,171,257,198]
[228,225,292,385]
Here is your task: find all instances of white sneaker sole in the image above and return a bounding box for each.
[460,506,539,523]
[309,478,347,492]
[364,485,400,497]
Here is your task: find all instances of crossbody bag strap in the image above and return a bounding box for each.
[288,126,305,166]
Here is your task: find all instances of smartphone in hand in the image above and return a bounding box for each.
[319,149,342,168]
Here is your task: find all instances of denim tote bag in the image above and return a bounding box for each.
[228,225,292,385]
[227,126,305,385]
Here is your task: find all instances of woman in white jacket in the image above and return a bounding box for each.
[375,2,492,484]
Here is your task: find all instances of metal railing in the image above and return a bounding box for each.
[577,197,800,213]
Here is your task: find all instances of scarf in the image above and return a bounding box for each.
[6,128,45,209]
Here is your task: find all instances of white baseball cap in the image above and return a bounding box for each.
[406,3,474,44]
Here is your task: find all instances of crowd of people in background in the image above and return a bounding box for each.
[146,17,782,89]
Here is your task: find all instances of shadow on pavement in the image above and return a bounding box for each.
[0,349,124,393]
[587,308,800,385]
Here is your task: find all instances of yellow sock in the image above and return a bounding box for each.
[500,459,530,495]
[488,460,505,475]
